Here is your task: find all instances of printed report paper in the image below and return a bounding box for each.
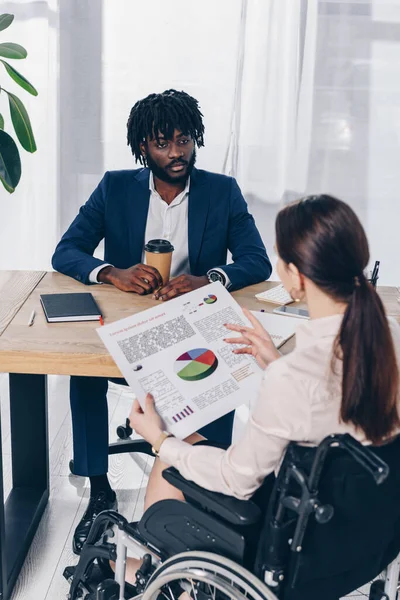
[97,283,262,439]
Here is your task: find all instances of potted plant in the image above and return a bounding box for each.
[0,13,37,193]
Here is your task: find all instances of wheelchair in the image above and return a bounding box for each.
[65,433,400,600]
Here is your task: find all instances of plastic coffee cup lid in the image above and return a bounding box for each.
[144,239,174,254]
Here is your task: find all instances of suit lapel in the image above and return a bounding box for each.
[129,168,151,262]
[188,168,210,273]
[128,167,209,272]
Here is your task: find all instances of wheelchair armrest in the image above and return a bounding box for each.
[162,467,261,527]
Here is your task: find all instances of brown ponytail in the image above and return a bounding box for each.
[276,195,399,444]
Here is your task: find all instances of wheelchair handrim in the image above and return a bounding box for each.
[143,551,278,600]
[144,569,247,600]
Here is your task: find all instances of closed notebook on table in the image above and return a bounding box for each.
[40,293,102,323]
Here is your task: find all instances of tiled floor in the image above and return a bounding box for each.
[0,373,388,599]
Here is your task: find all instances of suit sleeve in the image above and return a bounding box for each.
[217,178,272,291]
[51,173,110,284]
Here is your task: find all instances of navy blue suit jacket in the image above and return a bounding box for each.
[52,168,272,291]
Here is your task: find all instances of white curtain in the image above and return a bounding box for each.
[0,0,400,284]
[224,0,318,204]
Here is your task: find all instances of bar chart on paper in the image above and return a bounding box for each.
[174,348,218,381]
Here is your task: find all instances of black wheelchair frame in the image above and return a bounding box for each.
[65,433,400,600]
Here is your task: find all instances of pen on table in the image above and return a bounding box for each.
[374,262,380,286]
[371,260,378,281]
[28,310,36,327]
[99,315,104,326]
[371,260,380,286]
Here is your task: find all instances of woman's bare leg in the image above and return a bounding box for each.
[144,432,204,509]
[123,432,205,584]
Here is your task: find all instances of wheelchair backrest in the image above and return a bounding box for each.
[255,434,400,595]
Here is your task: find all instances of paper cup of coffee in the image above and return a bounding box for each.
[144,239,174,285]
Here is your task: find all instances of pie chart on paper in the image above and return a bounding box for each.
[174,348,218,382]
[204,294,217,304]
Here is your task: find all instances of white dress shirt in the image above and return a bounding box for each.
[89,172,229,285]
[159,314,400,500]
[143,172,190,278]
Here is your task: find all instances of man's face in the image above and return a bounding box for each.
[141,129,196,184]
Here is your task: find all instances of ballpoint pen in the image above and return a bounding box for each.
[28,310,36,327]
[371,261,380,287]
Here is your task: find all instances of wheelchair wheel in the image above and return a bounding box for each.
[141,551,278,600]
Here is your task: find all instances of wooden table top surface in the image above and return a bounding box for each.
[0,271,398,378]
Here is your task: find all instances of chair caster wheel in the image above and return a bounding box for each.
[116,418,133,440]
[369,580,389,600]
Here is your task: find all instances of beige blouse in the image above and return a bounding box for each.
[159,314,400,500]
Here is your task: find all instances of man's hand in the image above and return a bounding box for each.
[98,264,163,294]
[153,274,209,301]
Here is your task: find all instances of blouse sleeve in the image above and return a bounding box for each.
[159,360,311,500]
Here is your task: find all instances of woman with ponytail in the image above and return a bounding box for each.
[131,194,400,500]
[123,195,400,588]
[273,194,400,446]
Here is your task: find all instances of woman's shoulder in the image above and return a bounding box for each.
[257,354,313,441]
[262,351,311,392]
[264,353,295,378]
[262,340,338,411]
[388,317,400,357]
[388,316,400,337]
[267,337,333,379]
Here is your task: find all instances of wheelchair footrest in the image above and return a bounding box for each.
[63,564,101,597]
[97,579,120,600]
[65,561,140,600]
[64,562,114,597]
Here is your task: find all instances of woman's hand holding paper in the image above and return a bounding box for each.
[129,394,164,447]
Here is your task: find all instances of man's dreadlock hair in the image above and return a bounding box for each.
[127,89,205,165]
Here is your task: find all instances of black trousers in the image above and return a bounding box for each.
[70,375,235,476]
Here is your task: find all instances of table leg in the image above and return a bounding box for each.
[0,411,6,600]
[0,374,49,599]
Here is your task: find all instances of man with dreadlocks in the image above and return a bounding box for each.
[52,89,271,554]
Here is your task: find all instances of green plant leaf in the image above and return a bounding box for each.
[0,129,21,193]
[6,91,36,152]
[0,60,38,96]
[0,114,4,129]
[0,43,27,59]
[0,14,14,32]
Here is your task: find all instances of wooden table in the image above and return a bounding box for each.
[0,271,399,599]
[1,273,399,377]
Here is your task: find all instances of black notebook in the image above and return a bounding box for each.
[40,293,102,323]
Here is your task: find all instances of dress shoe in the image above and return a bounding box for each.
[73,491,117,555]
